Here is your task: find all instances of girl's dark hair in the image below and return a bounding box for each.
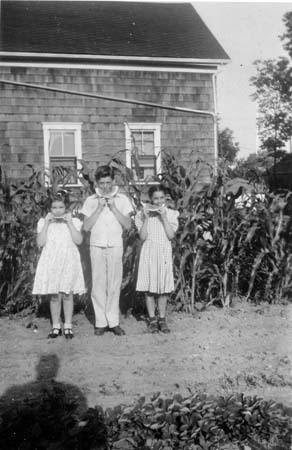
[49,191,70,209]
[148,184,168,199]
[94,165,115,182]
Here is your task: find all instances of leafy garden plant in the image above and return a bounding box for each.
[0,389,290,449]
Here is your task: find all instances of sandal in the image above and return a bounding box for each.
[148,317,159,334]
[48,328,62,339]
[64,328,74,339]
[158,318,170,334]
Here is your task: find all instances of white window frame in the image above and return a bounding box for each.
[125,122,162,183]
[42,122,82,186]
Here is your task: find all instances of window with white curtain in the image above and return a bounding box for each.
[42,123,82,185]
[125,123,161,181]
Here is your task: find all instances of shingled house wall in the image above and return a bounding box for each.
[0,66,215,181]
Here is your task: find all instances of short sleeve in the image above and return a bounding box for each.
[135,210,144,232]
[79,197,92,218]
[72,217,82,231]
[37,218,45,233]
[167,209,179,233]
[120,195,134,216]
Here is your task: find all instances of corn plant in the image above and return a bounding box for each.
[1,149,292,315]
[155,153,292,309]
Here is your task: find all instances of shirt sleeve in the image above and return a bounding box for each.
[72,217,82,231]
[120,195,134,216]
[80,197,95,218]
[37,218,45,233]
[167,209,179,233]
[135,210,144,232]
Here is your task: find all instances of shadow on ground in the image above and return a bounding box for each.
[0,353,107,450]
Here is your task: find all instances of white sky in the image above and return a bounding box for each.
[194,1,291,158]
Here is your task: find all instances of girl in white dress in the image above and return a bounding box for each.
[32,192,85,339]
[135,185,179,333]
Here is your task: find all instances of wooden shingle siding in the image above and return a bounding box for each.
[0,66,215,181]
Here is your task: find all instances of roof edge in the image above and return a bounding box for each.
[0,51,230,65]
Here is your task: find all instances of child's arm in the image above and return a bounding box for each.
[159,208,176,240]
[65,213,83,245]
[107,197,132,230]
[37,214,53,247]
[137,210,149,241]
[82,198,106,232]
[139,217,149,240]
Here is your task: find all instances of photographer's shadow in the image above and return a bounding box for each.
[0,353,107,450]
[0,353,87,415]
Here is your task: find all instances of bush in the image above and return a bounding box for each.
[0,390,291,449]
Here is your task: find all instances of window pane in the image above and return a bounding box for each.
[49,130,75,156]
[143,140,155,155]
[131,131,154,155]
[142,132,154,156]
[49,131,63,156]
[142,132,154,155]
[63,132,75,156]
[143,132,154,144]
[131,132,142,154]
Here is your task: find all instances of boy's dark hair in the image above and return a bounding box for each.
[94,165,115,182]
[48,191,70,209]
[148,184,168,199]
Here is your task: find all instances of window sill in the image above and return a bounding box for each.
[129,180,158,186]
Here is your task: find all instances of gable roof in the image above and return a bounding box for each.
[0,1,229,64]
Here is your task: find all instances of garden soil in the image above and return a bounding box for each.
[0,301,291,411]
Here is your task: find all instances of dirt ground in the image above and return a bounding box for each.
[0,301,291,412]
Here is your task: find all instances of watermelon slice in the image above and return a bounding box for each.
[95,186,119,199]
[143,203,165,212]
[53,217,66,222]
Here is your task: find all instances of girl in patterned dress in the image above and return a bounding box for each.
[135,185,179,333]
[32,192,85,339]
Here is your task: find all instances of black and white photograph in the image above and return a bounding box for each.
[0,0,291,448]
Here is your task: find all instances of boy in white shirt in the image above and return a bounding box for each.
[81,165,133,336]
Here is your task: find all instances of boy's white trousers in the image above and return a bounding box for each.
[90,246,123,328]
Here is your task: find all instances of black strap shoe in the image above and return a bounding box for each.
[148,317,159,333]
[110,326,125,336]
[64,328,74,339]
[48,328,62,339]
[158,318,170,333]
[94,327,107,336]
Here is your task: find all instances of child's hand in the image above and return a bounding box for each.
[64,212,73,224]
[142,208,149,219]
[45,212,54,224]
[158,205,167,218]
[107,197,116,210]
[98,198,107,210]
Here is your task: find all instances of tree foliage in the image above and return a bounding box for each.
[231,149,287,183]
[281,10,292,58]
[218,127,239,163]
[251,57,292,153]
